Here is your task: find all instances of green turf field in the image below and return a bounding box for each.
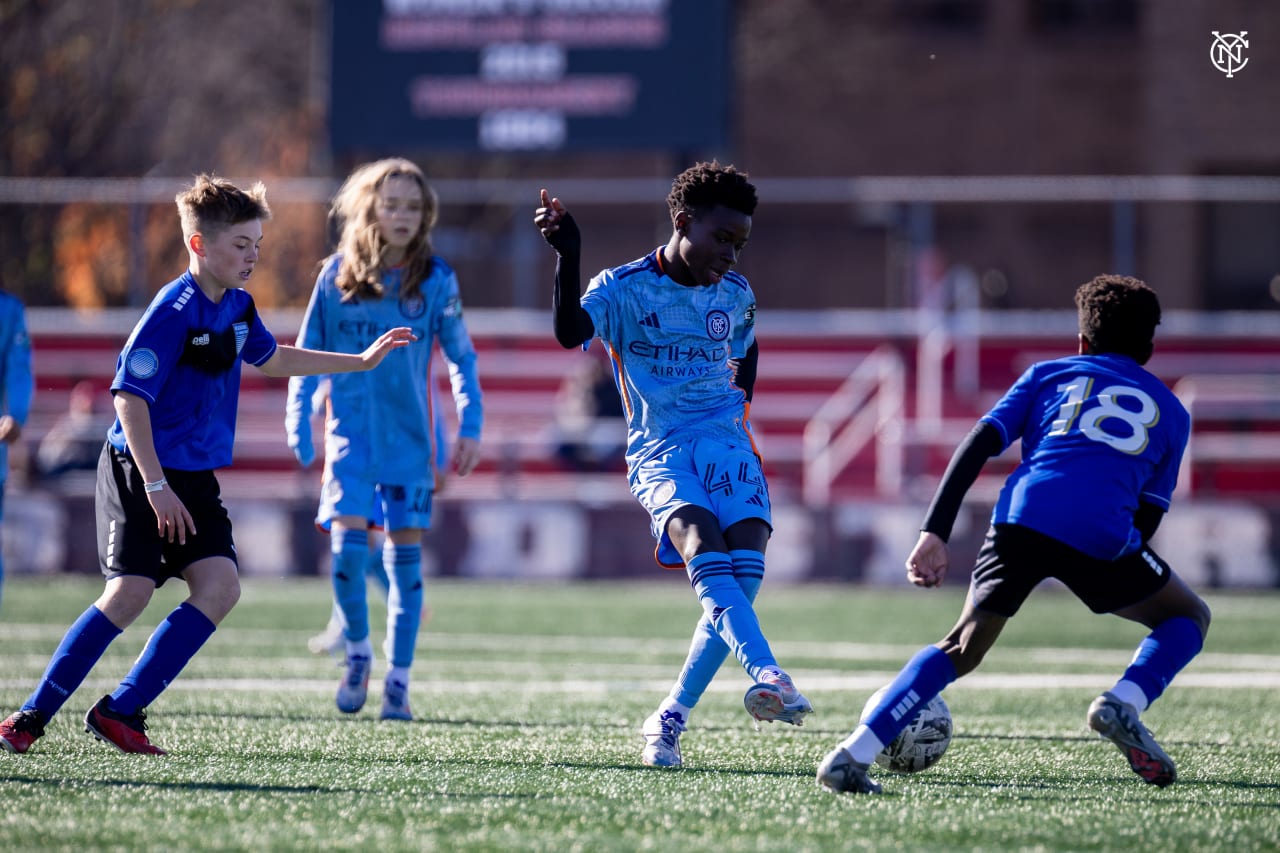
[1,576,1277,851]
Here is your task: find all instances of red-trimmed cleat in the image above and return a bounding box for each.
[0,710,47,754]
[743,668,814,726]
[84,696,167,755]
[1087,692,1175,787]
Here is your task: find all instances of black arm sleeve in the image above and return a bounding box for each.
[547,213,595,349]
[1133,501,1165,543]
[734,341,759,401]
[920,421,1005,541]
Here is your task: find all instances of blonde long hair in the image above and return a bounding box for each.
[329,158,438,302]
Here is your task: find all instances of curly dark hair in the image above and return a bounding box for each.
[1075,274,1161,364]
[666,161,758,221]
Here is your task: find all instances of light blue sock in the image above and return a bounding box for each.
[365,544,390,598]
[110,602,216,714]
[863,645,957,746]
[24,605,122,719]
[1120,616,1204,706]
[671,550,766,707]
[385,542,423,668]
[687,552,776,681]
[332,528,370,642]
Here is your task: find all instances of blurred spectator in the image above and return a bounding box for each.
[552,350,625,472]
[36,380,110,479]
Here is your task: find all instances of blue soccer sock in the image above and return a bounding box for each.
[687,551,776,681]
[859,645,958,749]
[24,605,122,719]
[1114,616,1204,709]
[110,602,216,715]
[669,549,767,708]
[385,542,423,668]
[332,528,370,642]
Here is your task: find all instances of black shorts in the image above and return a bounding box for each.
[969,523,1172,617]
[95,444,237,587]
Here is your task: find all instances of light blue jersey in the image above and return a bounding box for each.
[582,250,767,566]
[581,250,759,471]
[0,292,33,484]
[288,254,482,525]
[982,352,1190,560]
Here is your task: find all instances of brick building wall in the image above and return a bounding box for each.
[725,0,1279,311]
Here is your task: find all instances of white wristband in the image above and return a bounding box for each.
[143,477,168,494]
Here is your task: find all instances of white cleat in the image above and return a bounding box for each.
[640,709,686,768]
[380,676,413,721]
[1087,692,1176,787]
[336,654,372,713]
[307,617,345,656]
[743,669,813,726]
[816,747,883,794]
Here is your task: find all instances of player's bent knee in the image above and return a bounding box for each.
[1188,597,1211,639]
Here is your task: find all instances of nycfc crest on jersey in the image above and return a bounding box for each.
[580,250,758,468]
[288,254,483,486]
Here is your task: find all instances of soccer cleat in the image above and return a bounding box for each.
[816,746,883,794]
[84,696,166,755]
[306,617,345,656]
[640,708,686,768]
[743,669,813,726]
[0,709,47,754]
[336,654,372,713]
[380,676,413,721]
[1087,692,1176,787]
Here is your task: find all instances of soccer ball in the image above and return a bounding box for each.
[861,688,953,773]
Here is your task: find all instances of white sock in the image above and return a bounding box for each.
[387,665,410,687]
[838,724,886,766]
[1107,679,1149,713]
[658,698,693,726]
[346,638,374,660]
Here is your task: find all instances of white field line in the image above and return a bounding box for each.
[1,625,1277,694]
[1,672,1275,696]
[5,624,1277,671]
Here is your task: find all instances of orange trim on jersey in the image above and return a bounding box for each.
[605,343,633,421]
[743,400,764,462]
[654,248,666,276]
[425,346,439,481]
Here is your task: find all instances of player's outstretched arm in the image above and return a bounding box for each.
[535,189,594,349]
[260,327,417,377]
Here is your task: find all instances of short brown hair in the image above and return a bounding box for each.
[175,174,271,240]
[1075,274,1161,364]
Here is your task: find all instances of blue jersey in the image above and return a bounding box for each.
[580,250,758,472]
[982,352,1190,560]
[109,272,278,471]
[0,292,33,482]
[287,254,482,485]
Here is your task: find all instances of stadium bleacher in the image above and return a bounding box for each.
[21,308,1280,505]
